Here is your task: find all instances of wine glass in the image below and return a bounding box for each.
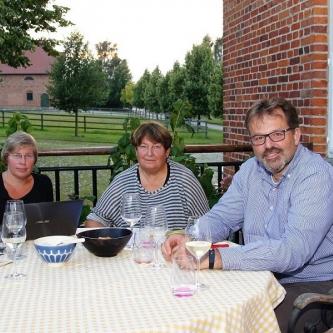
[5,200,27,260]
[120,193,142,249]
[144,205,168,268]
[2,211,27,278]
[185,216,212,290]
[5,200,26,215]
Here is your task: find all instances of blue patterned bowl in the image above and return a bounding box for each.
[34,236,77,267]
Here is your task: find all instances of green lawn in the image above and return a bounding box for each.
[0,118,223,148]
[0,115,223,200]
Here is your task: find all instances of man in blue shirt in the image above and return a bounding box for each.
[163,98,333,332]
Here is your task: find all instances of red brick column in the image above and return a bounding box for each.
[223,0,329,156]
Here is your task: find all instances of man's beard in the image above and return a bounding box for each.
[261,148,291,175]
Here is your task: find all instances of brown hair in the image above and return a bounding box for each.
[131,121,172,149]
[1,131,38,164]
[245,98,300,130]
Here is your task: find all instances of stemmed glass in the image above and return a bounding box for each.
[185,216,212,290]
[145,205,168,268]
[5,200,27,259]
[2,211,27,278]
[120,193,142,249]
[5,200,26,215]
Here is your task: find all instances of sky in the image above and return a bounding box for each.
[54,0,223,81]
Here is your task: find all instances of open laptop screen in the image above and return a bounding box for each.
[25,200,83,240]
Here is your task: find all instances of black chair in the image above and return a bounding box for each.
[288,288,333,333]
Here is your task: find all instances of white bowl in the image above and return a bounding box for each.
[34,236,77,267]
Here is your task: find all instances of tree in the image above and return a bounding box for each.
[184,36,215,121]
[108,58,132,107]
[158,72,172,114]
[168,61,186,110]
[144,67,162,117]
[213,37,223,63]
[96,41,132,108]
[133,70,151,110]
[96,41,118,61]
[120,82,134,107]
[0,1,71,67]
[208,63,223,118]
[48,32,108,136]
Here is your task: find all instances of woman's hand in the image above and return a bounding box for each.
[161,234,185,262]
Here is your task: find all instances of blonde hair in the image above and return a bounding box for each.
[1,131,38,164]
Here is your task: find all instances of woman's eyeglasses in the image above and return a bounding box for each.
[8,153,34,161]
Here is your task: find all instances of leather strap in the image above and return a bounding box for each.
[209,249,215,269]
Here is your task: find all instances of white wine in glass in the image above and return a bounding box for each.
[4,200,27,260]
[185,216,211,290]
[2,211,27,278]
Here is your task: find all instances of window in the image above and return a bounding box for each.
[24,76,34,81]
[26,92,33,101]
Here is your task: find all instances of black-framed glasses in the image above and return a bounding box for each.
[250,128,295,146]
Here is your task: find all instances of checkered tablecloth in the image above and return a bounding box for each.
[0,240,285,333]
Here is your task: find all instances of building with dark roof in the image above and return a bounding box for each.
[0,47,55,108]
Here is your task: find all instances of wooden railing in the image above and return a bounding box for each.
[37,144,253,203]
[37,143,313,204]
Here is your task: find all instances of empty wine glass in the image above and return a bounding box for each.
[2,211,27,278]
[185,216,211,290]
[120,193,142,249]
[145,205,168,268]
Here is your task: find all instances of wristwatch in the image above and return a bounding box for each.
[209,242,230,269]
[208,249,215,269]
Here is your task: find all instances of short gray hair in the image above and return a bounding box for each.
[245,98,300,130]
[1,131,38,164]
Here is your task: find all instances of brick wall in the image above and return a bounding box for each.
[0,74,49,108]
[223,0,329,156]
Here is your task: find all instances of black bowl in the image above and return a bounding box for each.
[77,228,132,257]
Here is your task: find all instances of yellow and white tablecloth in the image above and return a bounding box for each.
[0,240,285,333]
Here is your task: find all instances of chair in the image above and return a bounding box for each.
[288,288,333,333]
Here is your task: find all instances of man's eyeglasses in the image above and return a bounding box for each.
[250,128,294,146]
[9,153,35,161]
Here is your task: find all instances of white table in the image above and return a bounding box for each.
[0,239,285,333]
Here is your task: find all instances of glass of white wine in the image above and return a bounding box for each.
[120,193,142,249]
[5,200,27,260]
[185,216,211,289]
[2,211,27,278]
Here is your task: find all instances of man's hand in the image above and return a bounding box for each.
[161,234,185,262]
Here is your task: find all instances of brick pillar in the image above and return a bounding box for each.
[223,0,329,156]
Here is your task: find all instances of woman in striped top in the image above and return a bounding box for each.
[85,121,209,230]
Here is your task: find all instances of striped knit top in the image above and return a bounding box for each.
[87,160,209,230]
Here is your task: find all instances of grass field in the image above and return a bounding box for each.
[0,113,223,200]
[0,112,223,149]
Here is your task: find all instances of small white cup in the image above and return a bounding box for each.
[171,254,197,298]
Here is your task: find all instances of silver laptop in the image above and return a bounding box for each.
[25,200,83,240]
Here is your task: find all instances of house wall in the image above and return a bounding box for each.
[223,0,329,155]
[0,74,49,108]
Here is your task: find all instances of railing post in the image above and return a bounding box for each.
[74,170,79,197]
[55,170,60,201]
[92,169,97,205]
[84,116,86,133]
[1,110,4,127]
[41,114,44,130]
